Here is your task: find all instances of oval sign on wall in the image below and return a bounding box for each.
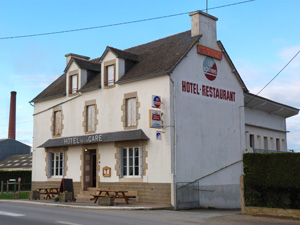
[203,57,218,81]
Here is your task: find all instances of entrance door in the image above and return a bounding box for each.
[84,149,97,190]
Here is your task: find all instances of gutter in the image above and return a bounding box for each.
[33,93,82,116]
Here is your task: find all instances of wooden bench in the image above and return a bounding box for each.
[39,187,60,200]
[91,190,130,204]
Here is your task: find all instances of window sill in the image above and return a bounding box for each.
[124,126,137,130]
[84,130,96,134]
[52,134,62,138]
[119,177,142,182]
[47,177,63,181]
[68,92,79,97]
[104,84,116,89]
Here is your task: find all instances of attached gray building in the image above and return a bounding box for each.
[0,139,31,162]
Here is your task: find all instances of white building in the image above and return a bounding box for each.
[30,11,299,209]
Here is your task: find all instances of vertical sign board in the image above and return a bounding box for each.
[149,110,162,128]
[60,178,75,201]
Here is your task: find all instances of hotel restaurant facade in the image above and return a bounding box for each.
[31,11,298,208]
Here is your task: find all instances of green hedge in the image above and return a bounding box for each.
[243,153,300,209]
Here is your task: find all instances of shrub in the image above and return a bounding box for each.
[243,153,300,209]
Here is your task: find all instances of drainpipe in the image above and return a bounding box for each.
[169,76,177,210]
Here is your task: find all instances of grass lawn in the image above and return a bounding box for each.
[0,192,29,199]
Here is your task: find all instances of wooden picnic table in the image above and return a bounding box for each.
[92,190,129,204]
[39,187,60,200]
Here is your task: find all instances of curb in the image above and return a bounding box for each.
[0,200,170,210]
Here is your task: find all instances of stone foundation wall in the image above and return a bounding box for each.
[98,182,171,205]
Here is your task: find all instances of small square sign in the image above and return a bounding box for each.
[156,131,162,140]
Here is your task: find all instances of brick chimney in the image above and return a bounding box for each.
[189,10,218,47]
[8,91,16,140]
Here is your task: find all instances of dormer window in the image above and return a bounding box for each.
[70,74,78,94]
[106,65,115,86]
[69,74,78,94]
[104,60,116,88]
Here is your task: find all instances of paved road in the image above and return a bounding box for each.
[0,202,299,225]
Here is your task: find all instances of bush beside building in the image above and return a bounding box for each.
[243,153,300,209]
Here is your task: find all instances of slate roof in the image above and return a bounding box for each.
[31,74,66,103]
[64,57,101,73]
[102,46,140,62]
[117,31,199,83]
[0,154,32,170]
[31,30,200,103]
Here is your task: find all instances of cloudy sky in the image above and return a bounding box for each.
[0,0,299,150]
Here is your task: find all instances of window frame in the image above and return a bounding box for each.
[86,104,96,132]
[49,152,64,178]
[121,92,140,130]
[53,110,62,136]
[126,97,137,127]
[104,60,116,88]
[106,65,115,86]
[69,74,78,94]
[119,146,142,178]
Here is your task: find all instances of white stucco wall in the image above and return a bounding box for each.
[245,107,286,131]
[244,107,287,151]
[171,41,245,208]
[32,56,172,184]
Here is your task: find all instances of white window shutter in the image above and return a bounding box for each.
[139,147,143,177]
[107,65,114,86]
[87,105,95,131]
[62,152,65,177]
[55,111,61,135]
[47,152,52,178]
[119,148,123,178]
[126,98,136,127]
[72,75,77,93]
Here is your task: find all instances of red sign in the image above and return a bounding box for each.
[197,45,222,60]
[203,57,218,81]
[152,114,161,121]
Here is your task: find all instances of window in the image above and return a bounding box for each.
[122,92,140,129]
[249,134,254,148]
[105,65,115,86]
[120,147,142,177]
[53,111,62,136]
[86,105,96,132]
[276,138,280,151]
[126,98,137,127]
[69,74,78,94]
[270,137,274,150]
[256,135,261,149]
[49,152,64,177]
[264,137,268,150]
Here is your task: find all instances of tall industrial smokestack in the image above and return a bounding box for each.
[8,91,16,140]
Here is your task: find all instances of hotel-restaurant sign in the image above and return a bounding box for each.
[63,134,102,145]
[197,45,222,60]
[39,129,149,148]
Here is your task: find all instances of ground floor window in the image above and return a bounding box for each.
[48,152,64,177]
[119,147,142,178]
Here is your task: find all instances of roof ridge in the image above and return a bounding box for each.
[125,30,191,52]
[108,46,139,56]
[72,56,101,65]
